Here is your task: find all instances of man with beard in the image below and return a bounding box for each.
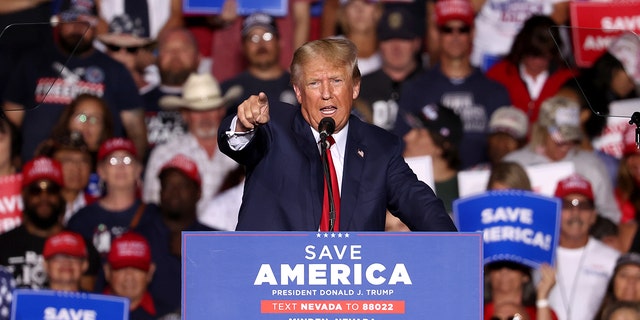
[221,12,299,112]
[142,27,201,148]
[136,154,214,317]
[2,0,147,162]
[544,174,620,320]
[0,157,65,289]
[143,73,241,216]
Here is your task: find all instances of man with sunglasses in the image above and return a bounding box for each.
[221,12,299,113]
[394,0,511,169]
[97,16,157,94]
[0,157,66,289]
[545,174,620,320]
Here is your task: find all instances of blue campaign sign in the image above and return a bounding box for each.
[183,232,483,319]
[183,0,287,16]
[453,190,561,269]
[11,289,129,320]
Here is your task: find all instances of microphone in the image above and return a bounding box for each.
[318,117,335,148]
[318,117,337,231]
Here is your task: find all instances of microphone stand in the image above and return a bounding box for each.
[320,135,337,231]
[630,112,640,150]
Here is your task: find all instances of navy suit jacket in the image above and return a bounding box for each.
[218,101,457,232]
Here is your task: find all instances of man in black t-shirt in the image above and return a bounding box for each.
[142,27,199,149]
[354,7,424,131]
[0,157,65,289]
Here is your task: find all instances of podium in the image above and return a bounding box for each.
[182,232,482,319]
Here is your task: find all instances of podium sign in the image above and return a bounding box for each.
[183,232,482,319]
[11,289,129,320]
[454,191,561,269]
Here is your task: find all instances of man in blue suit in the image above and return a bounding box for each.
[218,38,456,232]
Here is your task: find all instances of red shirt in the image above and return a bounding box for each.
[486,60,576,125]
[484,301,558,320]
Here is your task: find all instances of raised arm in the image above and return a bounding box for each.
[236,92,270,132]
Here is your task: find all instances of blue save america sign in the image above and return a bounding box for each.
[11,289,129,320]
[183,0,287,16]
[183,232,482,319]
[453,190,561,269]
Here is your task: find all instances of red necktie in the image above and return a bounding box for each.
[320,136,340,231]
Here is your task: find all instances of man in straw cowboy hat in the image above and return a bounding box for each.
[143,73,243,216]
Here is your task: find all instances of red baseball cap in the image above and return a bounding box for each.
[97,138,138,162]
[554,174,594,201]
[22,157,64,187]
[43,231,87,259]
[107,232,152,271]
[159,154,201,187]
[435,0,475,27]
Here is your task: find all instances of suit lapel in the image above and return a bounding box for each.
[340,116,366,230]
[292,112,324,228]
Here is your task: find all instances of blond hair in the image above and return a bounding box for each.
[290,38,361,87]
[487,161,533,191]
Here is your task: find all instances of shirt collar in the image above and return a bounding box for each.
[137,291,157,315]
[311,121,349,156]
[104,287,157,315]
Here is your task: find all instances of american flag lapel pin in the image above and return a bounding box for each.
[357,149,364,158]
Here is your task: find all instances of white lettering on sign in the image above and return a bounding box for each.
[582,35,618,51]
[304,245,362,260]
[483,226,553,251]
[601,15,640,31]
[481,207,534,225]
[0,195,23,214]
[254,263,411,286]
[43,307,97,320]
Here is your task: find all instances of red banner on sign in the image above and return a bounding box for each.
[570,1,640,67]
[0,173,23,234]
[261,300,406,314]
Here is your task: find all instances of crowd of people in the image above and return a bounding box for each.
[1,0,640,319]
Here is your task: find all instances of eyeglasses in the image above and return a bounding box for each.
[562,198,594,211]
[73,113,101,125]
[247,32,274,44]
[105,44,141,54]
[438,25,471,34]
[108,156,133,166]
[27,181,61,196]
